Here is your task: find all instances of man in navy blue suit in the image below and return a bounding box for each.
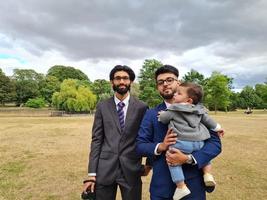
[136,65,221,200]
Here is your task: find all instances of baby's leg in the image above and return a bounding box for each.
[173,181,190,200]
[203,163,212,174]
[169,140,192,199]
[176,181,186,189]
[203,164,216,187]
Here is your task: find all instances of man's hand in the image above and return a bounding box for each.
[141,165,152,176]
[166,147,188,166]
[157,129,177,153]
[83,176,96,193]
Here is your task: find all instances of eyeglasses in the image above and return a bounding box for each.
[156,77,177,86]
[113,76,130,81]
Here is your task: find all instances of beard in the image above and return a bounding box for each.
[159,87,177,100]
[160,92,175,99]
[113,84,131,95]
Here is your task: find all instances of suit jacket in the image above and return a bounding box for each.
[136,102,221,199]
[88,96,147,185]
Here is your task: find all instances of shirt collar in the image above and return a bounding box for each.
[114,93,130,107]
[164,101,172,108]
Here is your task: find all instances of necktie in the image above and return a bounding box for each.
[117,102,125,130]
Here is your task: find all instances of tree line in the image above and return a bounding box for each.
[0,60,266,113]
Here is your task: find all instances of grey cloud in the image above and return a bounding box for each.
[2,0,265,59]
[229,69,267,89]
[1,0,267,88]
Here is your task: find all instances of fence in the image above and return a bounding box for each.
[0,107,94,117]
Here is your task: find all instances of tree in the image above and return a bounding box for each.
[47,65,89,82]
[98,93,112,102]
[228,91,240,111]
[239,86,261,109]
[204,71,232,113]
[90,79,112,102]
[39,76,61,105]
[182,69,206,86]
[12,69,44,105]
[138,59,163,108]
[13,69,44,82]
[52,79,96,112]
[130,82,140,98]
[0,69,16,105]
[255,83,267,108]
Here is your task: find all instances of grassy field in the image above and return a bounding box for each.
[0,110,267,199]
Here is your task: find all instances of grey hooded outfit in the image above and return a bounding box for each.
[158,103,219,141]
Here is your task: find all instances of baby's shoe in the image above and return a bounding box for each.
[173,186,191,200]
[204,173,216,187]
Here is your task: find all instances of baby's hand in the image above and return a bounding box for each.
[217,129,225,138]
[158,111,164,116]
[157,110,165,121]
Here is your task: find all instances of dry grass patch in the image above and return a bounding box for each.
[0,117,91,200]
[207,112,267,200]
[0,111,267,200]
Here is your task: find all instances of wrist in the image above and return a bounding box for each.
[157,143,167,153]
[186,154,193,164]
[87,176,96,181]
[83,179,95,184]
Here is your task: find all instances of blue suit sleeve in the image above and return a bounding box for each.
[192,130,222,169]
[136,109,158,157]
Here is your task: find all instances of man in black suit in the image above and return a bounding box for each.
[83,65,149,200]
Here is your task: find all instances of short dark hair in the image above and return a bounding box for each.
[180,82,203,105]
[155,65,179,80]
[109,65,135,81]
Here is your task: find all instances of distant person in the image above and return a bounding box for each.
[83,65,150,200]
[158,82,224,199]
[244,107,252,114]
[136,65,222,200]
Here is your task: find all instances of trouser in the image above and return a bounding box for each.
[169,140,204,183]
[150,194,173,200]
[150,175,207,200]
[95,168,142,200]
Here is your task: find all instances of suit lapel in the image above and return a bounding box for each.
[107,97,122,133]
[157,102,167,111]
[124,96,136,129]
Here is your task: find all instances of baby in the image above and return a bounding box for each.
[158,82,224,200]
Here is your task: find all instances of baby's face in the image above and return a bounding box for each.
[173,86,190,103]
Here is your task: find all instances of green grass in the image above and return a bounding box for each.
[0,161,28,199]
[0,161,26,175]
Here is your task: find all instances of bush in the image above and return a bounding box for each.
[25,98,46,108]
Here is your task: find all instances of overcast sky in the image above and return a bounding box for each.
[1,0,267,90]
